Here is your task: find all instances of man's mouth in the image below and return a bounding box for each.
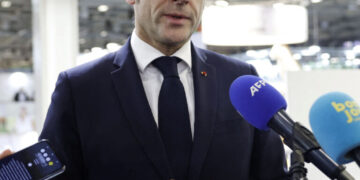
[165,13,190,20]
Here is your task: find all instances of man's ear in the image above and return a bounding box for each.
[126,0,135,5]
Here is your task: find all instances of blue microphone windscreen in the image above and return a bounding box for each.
[229,75,287,130]
[309,92,360,164]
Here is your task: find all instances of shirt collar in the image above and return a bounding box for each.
[130,30,192,72]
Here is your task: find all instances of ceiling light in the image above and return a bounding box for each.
[320,53,330,59]
[311,0,322,3]
[353,45,360,53]
[345,50,355,60]
[301,49,314,56]
[309,45,321,53]
[1,1,12,8]
[9,72,29,88]
[100,31,108,37]
[215,0,229,7]
[97,5,109,12]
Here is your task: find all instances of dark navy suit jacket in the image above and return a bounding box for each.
[40,39,288,180]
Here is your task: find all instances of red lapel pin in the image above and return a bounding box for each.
[201,71,208,77]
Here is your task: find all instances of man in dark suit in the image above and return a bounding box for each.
[2,0,288,179]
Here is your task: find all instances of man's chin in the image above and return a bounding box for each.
[162,33,191,45]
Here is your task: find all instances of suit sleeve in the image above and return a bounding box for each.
[249,125,289,180]
[39,72,85,179]
[247,63,289,179]
[249,63,259,76]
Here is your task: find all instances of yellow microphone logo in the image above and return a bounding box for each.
[331,101,360,123]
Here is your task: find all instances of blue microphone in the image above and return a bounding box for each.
[229,75,354,180]
[229,75,287,130]
[309,92,360,166]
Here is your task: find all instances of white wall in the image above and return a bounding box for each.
[287,70,360,179]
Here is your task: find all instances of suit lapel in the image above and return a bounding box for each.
[189,45,218,180]
[110,40,172,179]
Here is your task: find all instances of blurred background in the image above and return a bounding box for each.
[0,0,360,178]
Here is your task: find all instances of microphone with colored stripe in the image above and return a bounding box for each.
[229,75,354,180]
[309,92,360,167]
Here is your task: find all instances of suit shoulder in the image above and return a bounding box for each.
[65,52,117,78]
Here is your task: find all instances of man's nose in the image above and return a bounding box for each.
[174,0,189,5]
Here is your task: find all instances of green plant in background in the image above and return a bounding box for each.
[0,116,15,133]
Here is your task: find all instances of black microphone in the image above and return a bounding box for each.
[229,75,354,180]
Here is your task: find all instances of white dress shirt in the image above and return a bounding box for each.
[130,31,195,137]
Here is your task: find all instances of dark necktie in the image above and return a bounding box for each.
[152,56,192,180]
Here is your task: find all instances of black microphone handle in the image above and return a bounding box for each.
[348,147,360,167]
[268,110,354,180]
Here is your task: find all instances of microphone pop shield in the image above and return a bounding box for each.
[229,75,287,130]
[309,92,360,164]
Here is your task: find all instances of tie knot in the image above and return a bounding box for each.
[152,56,179,78]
